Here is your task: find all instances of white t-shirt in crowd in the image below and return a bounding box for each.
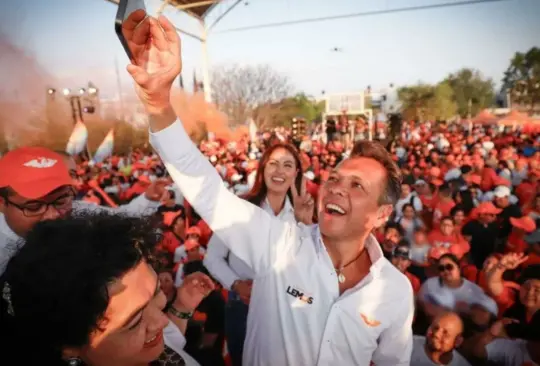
[486,339,538,366]
[411,336,471,366]
[419,277,485,311]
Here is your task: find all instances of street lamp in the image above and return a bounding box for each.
[79,88,86,95]
[47,88,56,95]
[88,87,97,95]
[62,88,71,96]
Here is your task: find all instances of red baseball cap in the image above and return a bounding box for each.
[0,147,72,199]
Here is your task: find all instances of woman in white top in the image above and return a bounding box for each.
[204,142,306,366]
[419,253,485,314]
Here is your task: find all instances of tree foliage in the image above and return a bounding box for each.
[253,93,325,127]
[398,68,494,121]
[444,68,495,117]
[503,47,540,113]
[211,64,293,126]
[398,83,457,122]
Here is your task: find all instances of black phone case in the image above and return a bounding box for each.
[115,0,134,61]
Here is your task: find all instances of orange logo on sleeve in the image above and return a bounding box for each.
[360,313,381,327]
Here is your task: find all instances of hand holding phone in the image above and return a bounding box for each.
[115,0,147,61]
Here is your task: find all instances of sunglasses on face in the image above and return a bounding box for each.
[438,264,455,272]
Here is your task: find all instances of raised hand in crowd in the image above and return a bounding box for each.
[123,10,181,122]
[175,271,215,312]
[145,178,170,201]
[489,318,519,339]
[497,252,529,271]
[291,176,315,225]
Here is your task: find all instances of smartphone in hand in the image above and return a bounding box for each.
[115,0,147,60]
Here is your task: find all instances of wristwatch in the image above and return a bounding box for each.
[168,305,193,319]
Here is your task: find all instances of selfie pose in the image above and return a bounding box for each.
[122,10,413,366]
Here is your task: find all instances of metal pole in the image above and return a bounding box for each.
[200,21,212,103]
[368,112,373,141]
[115,57,125,120]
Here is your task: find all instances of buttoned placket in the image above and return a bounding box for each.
[314,230,381,365]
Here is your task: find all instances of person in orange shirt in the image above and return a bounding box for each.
[506,216,536,253]
[428,216,470,258]
[432,183,455,227]
[390,244,421,294]
[158,210,186,255]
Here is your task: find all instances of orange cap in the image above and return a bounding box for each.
[184,238,200,251]
[0,147,72,199]
[510,216,536,233]
[186,226,202,237]
[163,210,184,227]
[475,202,502,215]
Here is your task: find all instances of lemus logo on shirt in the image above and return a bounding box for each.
[286,286,314,304]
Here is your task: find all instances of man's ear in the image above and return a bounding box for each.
[454,334,464,349]
[374,204,393,228]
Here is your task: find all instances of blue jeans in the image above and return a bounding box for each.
[224,292,249,366]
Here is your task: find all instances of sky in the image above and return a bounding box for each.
[0,0,539,102]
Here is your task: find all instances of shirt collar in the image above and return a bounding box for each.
[262,196,294,217]
[0,213,21,244]
[312,226,385,277]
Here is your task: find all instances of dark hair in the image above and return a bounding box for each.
[401,203,415,213]
[243,143,303,207]
[0,212,161,364]
[350,140,402,205]
[385,222,405,237]
[438,253,460,267]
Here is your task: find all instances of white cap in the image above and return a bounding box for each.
[414,179,427,186]
[304,171,315,181]
[471,295,498,317]
[444,168,461,181]
[493,186,511,198]
[210,155,217,163]
[231,173,242,182]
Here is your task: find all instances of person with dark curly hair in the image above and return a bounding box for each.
[0,212,214,366]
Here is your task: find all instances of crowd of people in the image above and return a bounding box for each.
[0,10,539,366]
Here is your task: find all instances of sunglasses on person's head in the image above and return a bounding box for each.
[438,264,455,272]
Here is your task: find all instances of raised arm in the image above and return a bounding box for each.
[123,13,295,275]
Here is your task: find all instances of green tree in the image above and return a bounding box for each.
[444,68,495,117]
[503,47,540,113]
[398,83,435,122]
[428,82,458,121]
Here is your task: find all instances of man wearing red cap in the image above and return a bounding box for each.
[0,147,166,274]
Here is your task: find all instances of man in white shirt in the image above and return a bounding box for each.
[0,147,165,274]
[411,312,471,366]
[124,12,413,365]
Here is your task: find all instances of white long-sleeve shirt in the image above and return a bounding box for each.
[0,194,159,275]
[204,197,295,290]
[150,120,414,366]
